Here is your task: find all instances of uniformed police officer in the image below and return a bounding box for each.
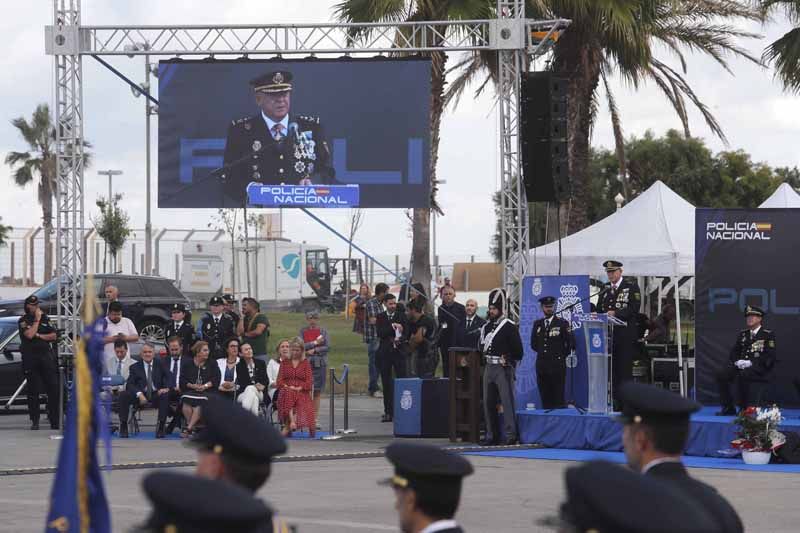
[531,295,574,409]
[164,303,196,358]
[17,295,60,430]
[136,471,274,533]
[380,442,473,533]
[479,288,524,445]
[597,260,641,408]
[544,460,722,533]
[617,382,743,533]
[715,305,777,416]
[222,293,241,330]
[198,296,236,359]
[222,70,335,207]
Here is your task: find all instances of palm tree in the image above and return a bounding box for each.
[0,217,10,247]
[447,0,762,232]
[761,0,800,92]
[5,104,92,282]
[334,0,492,294]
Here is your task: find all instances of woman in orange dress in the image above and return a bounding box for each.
[276,337,315,437]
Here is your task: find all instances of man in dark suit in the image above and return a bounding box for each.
[164,302,195,358]
[531,296,574,409]
[462,298,485,350]
[118,342,172,438]
[376,294,408,422]
[437,286,466,378]
[617,382,743,533]
[222,70,335,207]
[380,442,473,533]
[162,335,189,434]
[715,305,777,415]
[597,260,641,407]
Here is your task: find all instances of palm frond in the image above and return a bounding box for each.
[653,21,762,74]
[12,164,34,188]
[4,151,30,166]
[764,26,800,92]
[333,0,411,40]
[601,69,627,182]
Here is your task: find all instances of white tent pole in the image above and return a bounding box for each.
[674,275,685,397]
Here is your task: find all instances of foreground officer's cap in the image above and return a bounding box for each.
[539,296,556,306]
[208,296,224,307]
[171,303,187,313]
[251,70,293,93]
[555,461,720,533]
[191,395,286,463]
[380,442,473,496]
[24,295,39,305]
[603,260,623,271]
[616,382,700,425]
[141,471,272,533]
[744,305,765,318]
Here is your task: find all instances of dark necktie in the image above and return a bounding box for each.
[467,318,473,329]
[171,358,179,386]
[146,363,153,396]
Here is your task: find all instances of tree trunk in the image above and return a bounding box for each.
[557,34,603,233]
[41,187,54,283]
[411,48,446,298]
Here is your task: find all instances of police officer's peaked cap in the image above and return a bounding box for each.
[141,471,272,533]
[250,70,293,93]
[488,288,506,311]
[191,395,286,463]
[380,442,473,499]
[744,305,765,318]
[616,382,700,425]
[603,260,623,271]
[539,296,557,306]
[171,303,187,313]
[24,294,39,305]
[221,294,235,303]
[559,461,721,533]
[208,296,224,306]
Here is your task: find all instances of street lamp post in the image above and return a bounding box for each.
[432,179,447,284]
[97,169,123,272]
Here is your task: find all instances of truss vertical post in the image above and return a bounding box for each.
[53,0,85,369]
[498,0,529,320]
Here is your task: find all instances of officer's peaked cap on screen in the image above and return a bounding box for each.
[251,71,293,93]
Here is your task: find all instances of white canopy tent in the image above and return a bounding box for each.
[527,180,695,277]
[526,180,696,396]
[758,183,800,208]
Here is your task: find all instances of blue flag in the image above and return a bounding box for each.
[46,317,112,533]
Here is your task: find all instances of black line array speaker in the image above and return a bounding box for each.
[521,72,569,202]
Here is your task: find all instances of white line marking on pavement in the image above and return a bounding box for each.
[279,515,397,531]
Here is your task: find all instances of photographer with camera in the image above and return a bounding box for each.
[17,295,60,430]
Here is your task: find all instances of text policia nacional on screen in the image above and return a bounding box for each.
[705,222,772,241]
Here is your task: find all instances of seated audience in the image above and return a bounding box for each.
[268,339,291,405]
[162,335,187,434]
[276,337,315,437]
[217,337,240,401]
[118,342,172,438]
[103,338,135,394]
[236,341,269,416]
[180,340,221,438]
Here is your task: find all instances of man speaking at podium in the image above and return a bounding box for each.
[222,70,335,206]
[597,260,641,410]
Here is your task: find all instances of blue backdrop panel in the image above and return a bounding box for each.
[695,209,800,406]
[517,408,800,457]
[158,57,431,209]
[393,378,422,436]
[517,276,590,409]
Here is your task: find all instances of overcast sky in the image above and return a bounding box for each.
[1,1,797,267]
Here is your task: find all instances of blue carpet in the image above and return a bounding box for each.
[286,430,330,440]
[517,406,800,457]
[466,448,800,473]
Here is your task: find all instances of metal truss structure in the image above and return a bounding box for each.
[46,0,570,360]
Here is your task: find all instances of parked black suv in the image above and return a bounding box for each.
[0,275,190,342]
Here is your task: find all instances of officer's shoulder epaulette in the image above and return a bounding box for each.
[739,328,749,334]
[296,114,320,124]
[763,329,773,334]
[230,116,254,127]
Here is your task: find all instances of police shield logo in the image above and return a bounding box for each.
[252,140,262,152]
[558,284,582,328]
[532,278,543,297]
[592,333,602,349]
[566,353,578,369]
[400,390,413,410]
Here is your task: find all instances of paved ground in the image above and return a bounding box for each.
[3,396,800,532]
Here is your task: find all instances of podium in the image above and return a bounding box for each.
[448,348,481,443]
[578,313,626,414]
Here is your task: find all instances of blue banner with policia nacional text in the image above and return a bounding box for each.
[695,208,800,406]
[517,275,590,409]
[247,183,359,207]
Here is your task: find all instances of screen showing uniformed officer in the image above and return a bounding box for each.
[222,70,335,206]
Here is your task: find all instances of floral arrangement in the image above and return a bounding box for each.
[731,406,786,452]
